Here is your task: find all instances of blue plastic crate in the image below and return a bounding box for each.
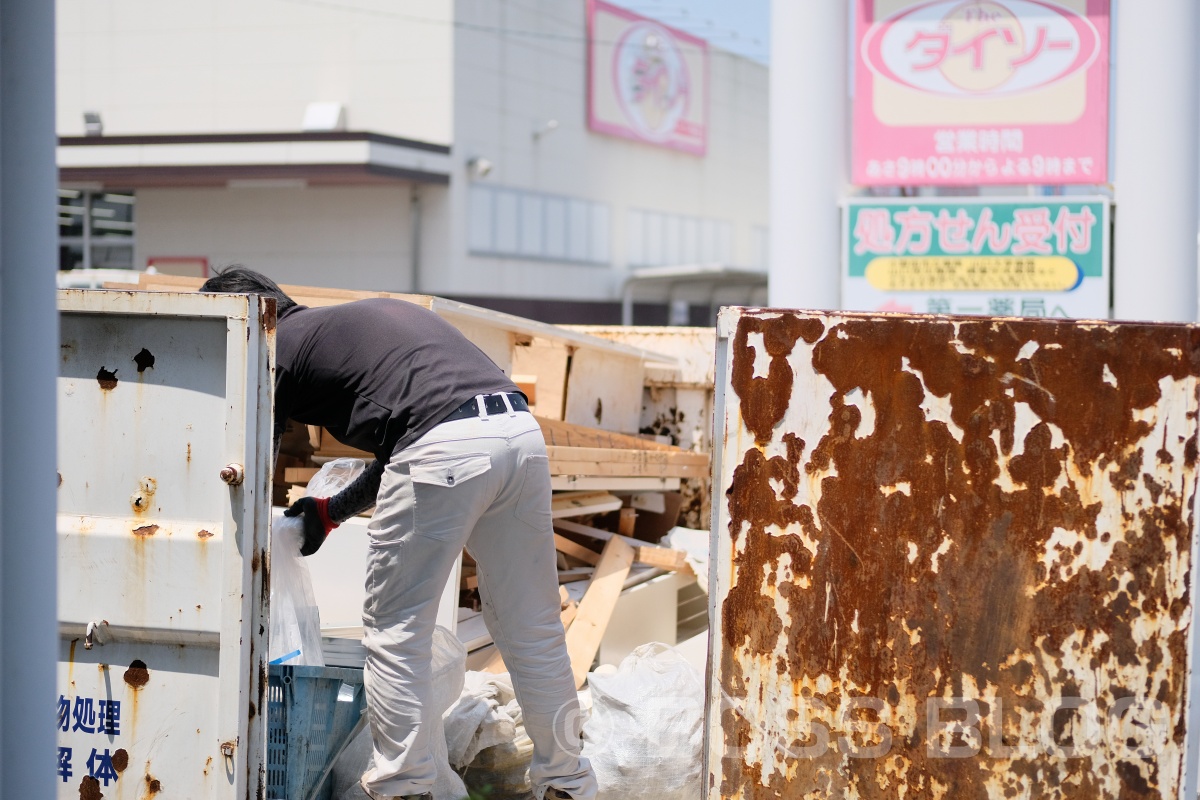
[267,664,366,800]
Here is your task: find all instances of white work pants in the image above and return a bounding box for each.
[359,405,597,800]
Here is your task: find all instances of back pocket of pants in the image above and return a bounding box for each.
[411,452,491,541]
[513,454,552,529]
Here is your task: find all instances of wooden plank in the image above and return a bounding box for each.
[550,491,623,518]
[554,519,688,571]
[564,536,635,687]
[283,467,319,484]
[618,508,637,537]
[561,347,644,436]
[557,567,594,584]
[553,534,601,566]
[536,416,678,452]
[546,446,708,467]
[547,447,708,478]
[550,476,681,492]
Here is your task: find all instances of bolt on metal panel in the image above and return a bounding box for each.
[707,308,1200,799]
[56,289,274,799]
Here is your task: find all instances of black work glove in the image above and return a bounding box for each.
[285,496,336,556]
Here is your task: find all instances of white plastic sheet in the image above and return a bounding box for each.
[582,643,705,800]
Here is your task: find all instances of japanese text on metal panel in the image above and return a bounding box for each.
[56,693,123,786]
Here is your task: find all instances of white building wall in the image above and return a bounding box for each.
[56,0,454,144]
[135,185,416,290]
[431,0,768,301]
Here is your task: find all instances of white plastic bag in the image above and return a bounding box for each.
[332,626,468,800]
[268,458,367,666]
[581,643,705,800]
[268,515,324,665]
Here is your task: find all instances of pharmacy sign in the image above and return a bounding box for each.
[843,197,1110,318]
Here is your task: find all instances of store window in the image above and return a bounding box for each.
[627,208,734,268]
[59,189,135,271]
[468,185,610,265]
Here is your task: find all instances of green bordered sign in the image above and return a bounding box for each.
[842,197,1110,318]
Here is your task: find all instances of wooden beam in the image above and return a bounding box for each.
[553,533,601,566]
[283,467,319,484]
[550,491,623,518]
[564,536,635,687]
[547,446,709,478]
[554,519,688,571]
[536,416,678,451]
[550,476,681,492]
[557,567,594,584]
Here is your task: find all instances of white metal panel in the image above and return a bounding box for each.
[56,289,273,800]
[707,307,1200,799]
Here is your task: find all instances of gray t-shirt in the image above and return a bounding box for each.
[274,298,519,461]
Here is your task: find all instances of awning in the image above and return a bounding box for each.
[57,131,452,188]
[620,263,770,325]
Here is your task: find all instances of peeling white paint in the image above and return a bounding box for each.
[903,356,966,443]
[1017,341,1039,361]
[746,331,771,379]
[844,386,878,440]
[930,536,952,573]
[1102,363,1118,388]
[882,482,911,497]
[907,542,918,564]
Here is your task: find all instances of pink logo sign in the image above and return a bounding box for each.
[613,22,693,142]
[863,0,1101,97]
[853,0,1110,186]
[588,0,708,155]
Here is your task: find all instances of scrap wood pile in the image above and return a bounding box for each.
[107,271,711,683]
[280,414,702,687]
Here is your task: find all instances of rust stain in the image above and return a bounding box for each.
[111,749,129,773]
[719,313,1200,799]
[187,442,192,463]
[730,313,825,445]
[130,477,157,515]
[123,659,149,689]
[197,529,214,540]
[79,775,102,800]
[132,524,158,537]
[96,366,118,391]
[144,774,162,795]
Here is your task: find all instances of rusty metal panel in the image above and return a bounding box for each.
[56,290,274,799]
[706,308,1200,799]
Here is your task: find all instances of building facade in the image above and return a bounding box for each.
[56,0,768,322]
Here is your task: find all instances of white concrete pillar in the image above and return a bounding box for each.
[0,0,59,795]
[768,0,848,310]
[1112,0,1200,322]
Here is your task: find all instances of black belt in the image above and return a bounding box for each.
[441,392,529,423]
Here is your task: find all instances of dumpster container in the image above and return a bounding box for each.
[56,289,274,799]
[706,308,1200,799]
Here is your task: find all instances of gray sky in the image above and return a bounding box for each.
[610,0,770,63]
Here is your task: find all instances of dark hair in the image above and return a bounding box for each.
[201,265,297,314]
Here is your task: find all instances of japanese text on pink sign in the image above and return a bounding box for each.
[854,0,1110,186]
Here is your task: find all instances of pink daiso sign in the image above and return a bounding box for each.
[854,0,1110,186]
